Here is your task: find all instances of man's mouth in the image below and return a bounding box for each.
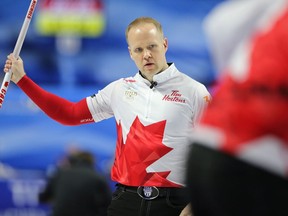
[144,63,154,67]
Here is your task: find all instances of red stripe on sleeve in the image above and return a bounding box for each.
[17,75,94,125]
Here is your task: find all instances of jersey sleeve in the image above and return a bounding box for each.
[17,75,94,125]
[193,84,212,126]
[86,80,119,122]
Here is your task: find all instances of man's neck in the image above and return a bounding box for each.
[139,63,170,82]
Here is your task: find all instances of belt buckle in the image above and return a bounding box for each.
[137,186,159,200]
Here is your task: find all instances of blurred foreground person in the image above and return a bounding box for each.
[39,151,111,216]
[4,17,211,216]
[186,0,288,216]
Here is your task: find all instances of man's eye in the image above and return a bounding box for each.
[135,48,142,53]
[148,44,156,49]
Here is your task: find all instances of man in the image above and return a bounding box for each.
[39,151,111,216]
[186,0,288,216]
[4,17,210,216]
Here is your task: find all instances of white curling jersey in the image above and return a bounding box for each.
[86,63,211,187]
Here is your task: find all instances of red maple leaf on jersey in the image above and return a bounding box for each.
[111,116,179,187]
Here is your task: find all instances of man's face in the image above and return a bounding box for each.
[127,23,168,79]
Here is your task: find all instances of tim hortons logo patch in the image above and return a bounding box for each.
[162,90,186,103]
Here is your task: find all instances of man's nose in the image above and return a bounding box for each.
[143,49,151,59]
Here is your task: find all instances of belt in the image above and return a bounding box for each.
[117,184,184,200]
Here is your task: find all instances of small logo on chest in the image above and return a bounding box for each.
[162,90,186,103]
[124,89,138,101]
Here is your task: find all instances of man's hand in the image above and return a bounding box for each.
[3,53,26,84]
[180,203,193,216]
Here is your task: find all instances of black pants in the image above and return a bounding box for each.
[107,184,189,216]
[186,143,288,216]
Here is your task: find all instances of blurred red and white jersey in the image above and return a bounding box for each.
[192,0,288,177]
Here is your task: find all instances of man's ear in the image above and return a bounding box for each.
[163,38,168,51]
[128,46,133,60]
